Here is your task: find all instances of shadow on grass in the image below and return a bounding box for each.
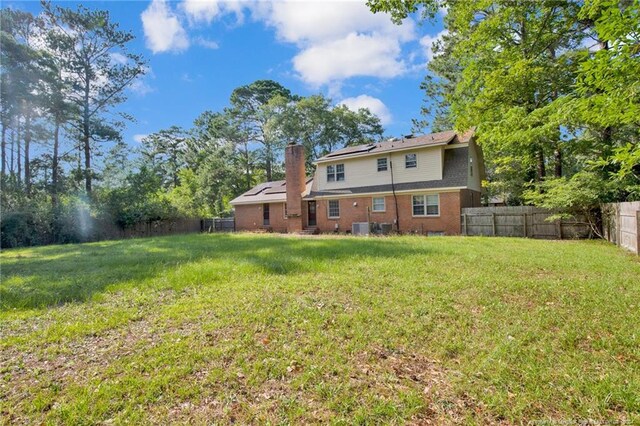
[0,233,438,311]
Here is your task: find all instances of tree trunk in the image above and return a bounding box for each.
[52,119,60,207]
[1,124,6,177]
[554,144,562,177]
[244,143,251,191]
[172,151,178,188]
[536,147,546,182]
[265,144,272,182]
[9,127,14,177]
[83,71,92,194]
[24,109,31,195]
[16,119,21,185]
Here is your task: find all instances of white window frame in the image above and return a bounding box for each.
[377,158,388,172]
[327,164,345,182]
[405,153,417,168]
[372,197,386,212]
[412,194,440,217]
[327,200,340,219]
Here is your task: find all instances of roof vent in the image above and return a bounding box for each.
[404,134,414,139]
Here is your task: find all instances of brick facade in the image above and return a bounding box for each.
[234,203,288,233]
[314,189,481,235]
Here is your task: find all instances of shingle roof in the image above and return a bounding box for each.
[306,147,469,198]
[230,178,313,205]
[316,129,471,162]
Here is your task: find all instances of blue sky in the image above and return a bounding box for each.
[12,0,447,147]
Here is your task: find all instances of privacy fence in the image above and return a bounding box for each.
[95,218,204,241]
[602,201,640,255]
[201,218,236,233]
[461,206,592,239]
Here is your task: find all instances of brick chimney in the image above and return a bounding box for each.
[285,143,305,233]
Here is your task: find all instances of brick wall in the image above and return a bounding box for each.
[234,203,288,233]
[315,190,464,235]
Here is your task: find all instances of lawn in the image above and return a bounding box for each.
[1,233,639,424]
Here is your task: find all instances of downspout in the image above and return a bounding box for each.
[390,158,400,232]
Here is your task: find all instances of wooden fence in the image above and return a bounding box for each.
[602,201,640,255]
[461,206,591,239]
[202,218,235,232]
[95,218,204,241]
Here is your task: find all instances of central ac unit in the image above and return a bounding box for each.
[352,222,370,236]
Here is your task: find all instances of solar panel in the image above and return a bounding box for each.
[244,183,270,196]
[325,144,375,158]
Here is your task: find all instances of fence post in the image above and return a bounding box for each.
[463,213,467,235]
[636,210,640,255]
[492,213,496,236]
[523,213,527,238]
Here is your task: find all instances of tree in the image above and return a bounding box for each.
[42,1,146,194]
[0,9,44,192]
[140,126,188,189]
[228,80,294,181]
[275,94,384,172]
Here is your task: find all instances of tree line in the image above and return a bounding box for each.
[369,0,639,231]
[0,2,383,247]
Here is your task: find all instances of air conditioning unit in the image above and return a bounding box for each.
[352,222,370,236]
[379,223,393,235]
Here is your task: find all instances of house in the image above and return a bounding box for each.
[230,130,484,235]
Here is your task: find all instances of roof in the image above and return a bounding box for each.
[316,129,474,163]
[306,146,470,198]
[230,177,313,205]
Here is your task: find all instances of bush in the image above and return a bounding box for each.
[1,210,52,248]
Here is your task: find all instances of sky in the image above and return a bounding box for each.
[10,0,447,148]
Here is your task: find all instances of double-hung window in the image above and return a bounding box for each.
[405,153,417,168]
[327,164,345,182]
[412,194,439,216]
[372,197,385,212]
[328,200,340,218]
[377,158,388,172]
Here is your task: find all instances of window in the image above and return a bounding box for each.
[426,195,439,215]
[263,203,270,225]
[405,153,417,168]
[328,200,340,218]
[372,197,385,212]
[412,194,439,216]
[377,158,388,172]
[327,164,345,182]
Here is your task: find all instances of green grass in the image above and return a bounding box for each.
[1,233,639,424]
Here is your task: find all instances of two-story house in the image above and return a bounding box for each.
[230,130,484,235]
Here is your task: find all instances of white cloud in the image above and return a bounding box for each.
[130,79,155,96]
[293,33,405,87]
[420,29,447,61]
[254,1,414,45]
[110,52,128,65]
[182,0,245,25]
[194,36,219,49]
[129,66,155,96]
[133,134,149,143]
[141,0,190,54]
[165,0,420,88]
[182,0,221,23]
[340,95,392,125]
[252,1,415,88]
